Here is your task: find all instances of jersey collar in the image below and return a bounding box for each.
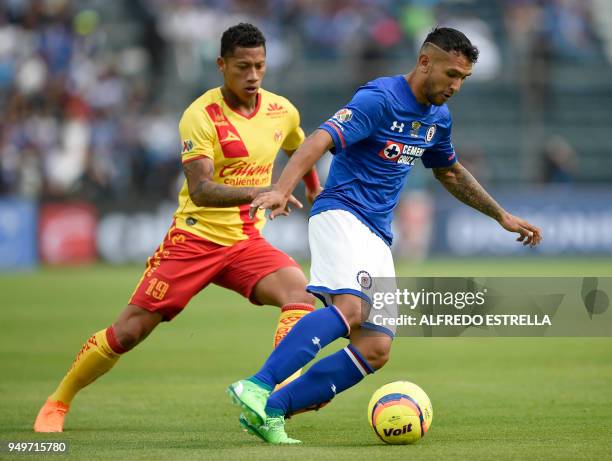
[220,88,262,120]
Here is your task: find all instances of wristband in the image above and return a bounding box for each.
[303,169,320,191]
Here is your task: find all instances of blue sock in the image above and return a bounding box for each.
[265,344,374,417]
[251,306,349,389]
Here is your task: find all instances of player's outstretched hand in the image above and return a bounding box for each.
[498,212,543,247]
[249,190,303,220]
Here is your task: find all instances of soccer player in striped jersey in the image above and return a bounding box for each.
[34,23,321,434]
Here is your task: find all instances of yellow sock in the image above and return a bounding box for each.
[49,328,123,405]
[274,303,314,390]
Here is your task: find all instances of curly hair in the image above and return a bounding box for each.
[220,23,266,57]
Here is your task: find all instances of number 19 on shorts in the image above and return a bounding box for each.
[145,278,170,300]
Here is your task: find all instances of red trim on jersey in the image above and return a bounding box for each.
[238,204,260,239]
[223,92,262,120]
[204,103,250,158]
[324,121,346,149]
[181,154,209,165]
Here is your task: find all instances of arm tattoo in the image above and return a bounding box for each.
[183,159,268,207]
[434,163,504,221]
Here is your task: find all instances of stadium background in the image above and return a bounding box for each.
[1,1,611,459]
[1,0,612,265]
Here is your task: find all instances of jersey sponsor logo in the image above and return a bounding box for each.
[204,103,250,158]
[268,102,284,111]
[426,125,436,142]
[378,140,425,166]
[410,121,421,137]
[219,160,273,186]
[266,102,289,118]
[381,142,403,160]
[332,108,353,123]
[182,139,193,154]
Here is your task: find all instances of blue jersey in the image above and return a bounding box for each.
[312,75,458,245]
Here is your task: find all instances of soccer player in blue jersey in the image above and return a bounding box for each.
[227,27,543,444]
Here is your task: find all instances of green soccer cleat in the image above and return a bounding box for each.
[227,379,270,426]
[239,413,302,445]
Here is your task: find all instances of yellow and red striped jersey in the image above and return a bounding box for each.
[174,87,305,246]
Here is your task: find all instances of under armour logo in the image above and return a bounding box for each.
[331,384,337,394]
[312,336,321,351]
[390,121,404,132]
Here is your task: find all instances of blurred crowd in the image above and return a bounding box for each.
[0,0,179,200]
[0,0,605,200]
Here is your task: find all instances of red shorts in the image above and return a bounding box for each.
[129,226,300,321]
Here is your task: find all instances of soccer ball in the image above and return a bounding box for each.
[367,381,433,445]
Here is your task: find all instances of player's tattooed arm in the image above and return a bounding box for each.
[433,162,542,246]
[433,162,504,220]
[183,157,269,207]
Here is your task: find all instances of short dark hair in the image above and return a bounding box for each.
[423,27,479,64]
[220,23,266,57]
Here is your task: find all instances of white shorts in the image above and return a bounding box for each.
[307,210,397,337]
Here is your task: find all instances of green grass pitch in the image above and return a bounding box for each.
[1,257,611,460]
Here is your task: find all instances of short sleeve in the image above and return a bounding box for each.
[178,106,215,164]
[318,84,386,155]
[421,115,458,169]
[281,103,305,151]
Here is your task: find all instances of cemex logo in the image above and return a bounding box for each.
[378,140,425,166]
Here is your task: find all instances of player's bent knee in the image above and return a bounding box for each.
[113,305,162,351]
[368,350,390,370]
[361,342,391,370]
[332,295,364,328]
[252,266,316,307]
[284,289,316,306]
[113,328,140,351]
